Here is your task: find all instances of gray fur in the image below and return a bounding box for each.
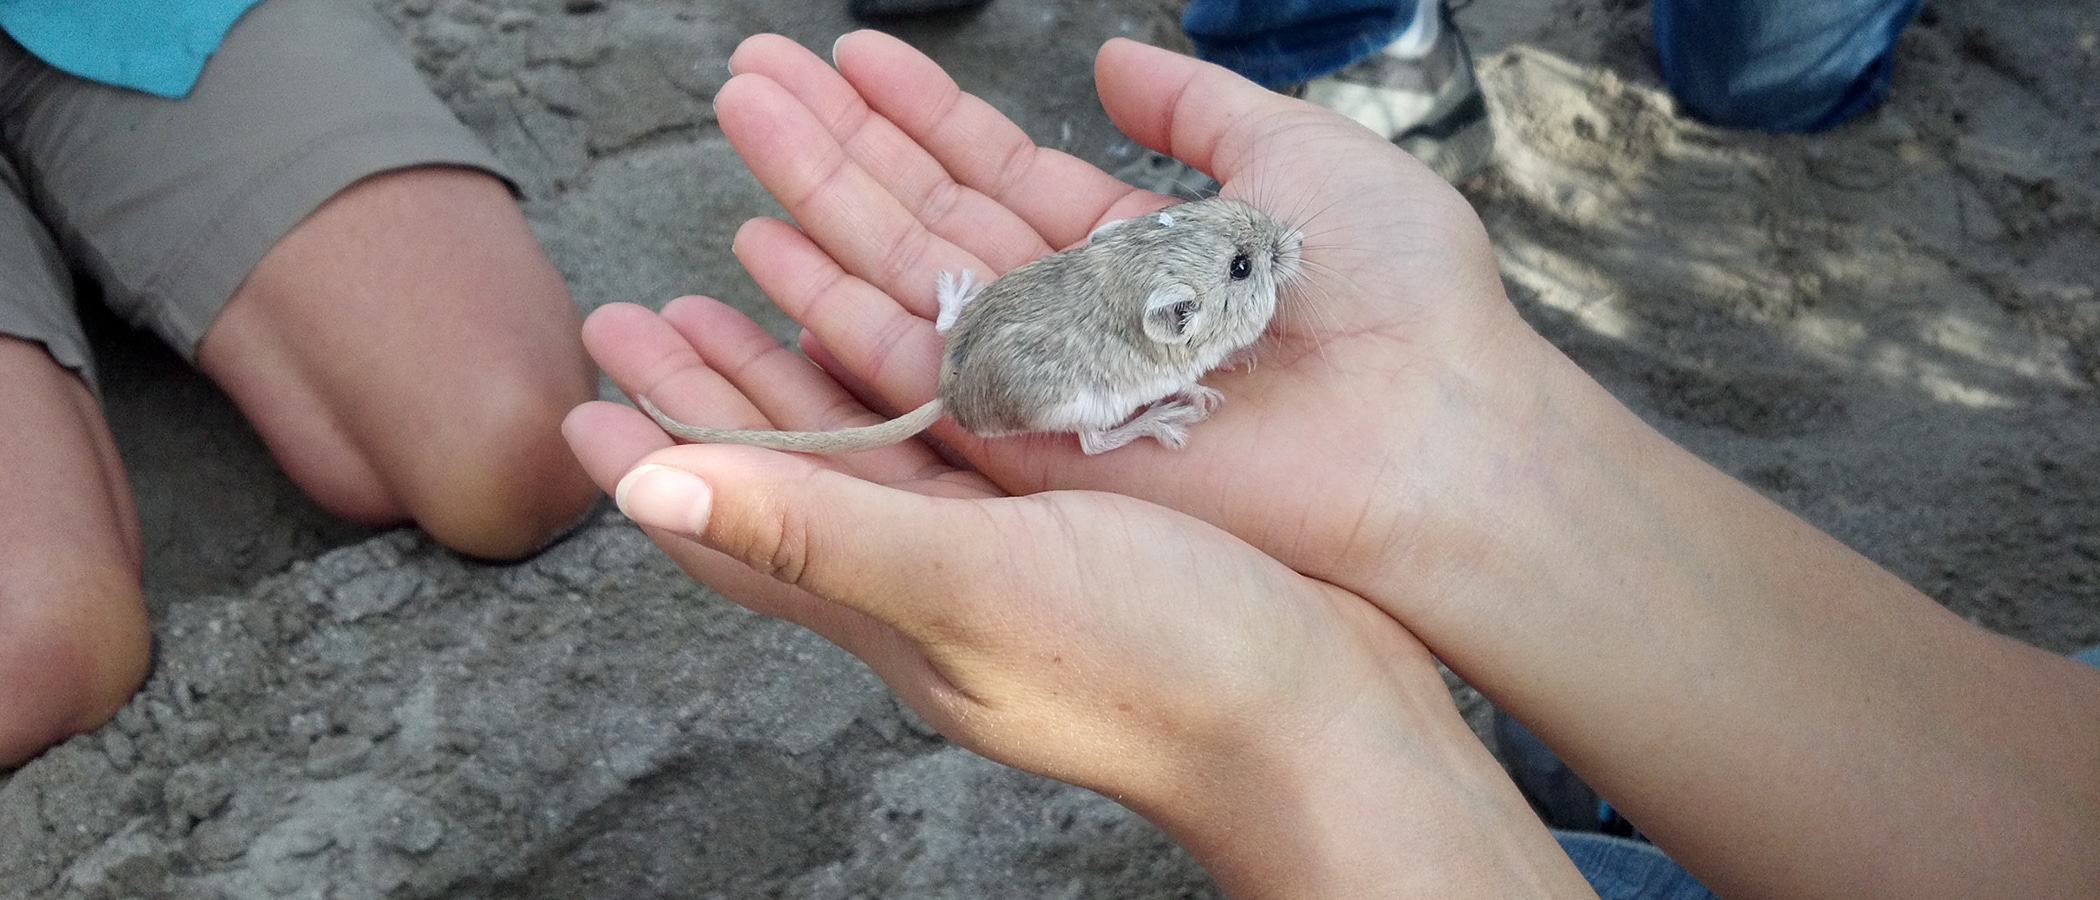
[640,197,1302,455]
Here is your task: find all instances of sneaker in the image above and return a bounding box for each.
[1290,3,1493,183]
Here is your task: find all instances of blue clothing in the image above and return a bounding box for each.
[2075,645,2100,669]
[0,0,265,98]
[1180,0,1922,132]
[1182,0,1419,89]
[1654,0,1924,132]
[1558,832,1721,900]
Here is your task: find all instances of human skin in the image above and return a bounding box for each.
[197,166,600,561]
[0,335,149,767]
[2,166,598,768]
[573,30,2100,899]
[568,188,1588,900]
[569,309,1594,898]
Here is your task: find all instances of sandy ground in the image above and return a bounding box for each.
[4,0,2096,896]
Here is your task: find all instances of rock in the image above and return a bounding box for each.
[9,1,2097,897]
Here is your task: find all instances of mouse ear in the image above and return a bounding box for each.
[1141,285,1203,345]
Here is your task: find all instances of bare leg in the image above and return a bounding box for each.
[0,337,151,767]
[196,167,598,560]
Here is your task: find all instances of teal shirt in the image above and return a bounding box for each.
[0,0,267,98]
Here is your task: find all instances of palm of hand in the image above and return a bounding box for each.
[569,394,1423,802]
[648,31,1535,601]
[566,28,1484,804]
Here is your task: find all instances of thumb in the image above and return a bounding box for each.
[613,447,963,627]
[1093,37,1286,184]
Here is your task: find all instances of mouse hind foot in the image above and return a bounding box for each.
[1077,388,1222,454]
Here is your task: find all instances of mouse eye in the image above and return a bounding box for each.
[1229,253,1253,280]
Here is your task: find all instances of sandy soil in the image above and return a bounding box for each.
[3,0,2094,896]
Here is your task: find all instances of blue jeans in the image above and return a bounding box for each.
[1181,0,1420,89]
[1558,832,1720,900]
[1654,0,1924,131]
[1180,0,1923,132]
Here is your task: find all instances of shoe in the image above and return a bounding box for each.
[1290,3,1493,183]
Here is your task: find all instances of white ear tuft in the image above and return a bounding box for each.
[1086,218,1132,243]
[935,269,981,333]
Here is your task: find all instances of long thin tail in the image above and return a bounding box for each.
[638,395,945,455]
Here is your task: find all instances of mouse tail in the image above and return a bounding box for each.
[639,396,945,455]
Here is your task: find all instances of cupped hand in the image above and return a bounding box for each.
[562,296,1443,832]
[606,30,1559,621]
[564,38,1598,892]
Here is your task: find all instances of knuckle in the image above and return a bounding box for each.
[876,224,934,289]
[716,486,811,588]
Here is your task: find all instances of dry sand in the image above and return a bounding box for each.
[3,0,2094,896]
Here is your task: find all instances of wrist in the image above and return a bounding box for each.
[1120,608,1590,898]
[1321,317,1585,617]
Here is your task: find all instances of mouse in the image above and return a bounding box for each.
[639,196,1303,455]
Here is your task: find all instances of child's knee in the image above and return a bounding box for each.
[405,378,599,561]
[0,571,151,767]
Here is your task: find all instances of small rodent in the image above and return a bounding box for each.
[640,197,1302,455]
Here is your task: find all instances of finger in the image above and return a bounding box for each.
[829,30,1154,251]
[1095,37,1259,184]
[1095,37,1376,190]
[617,474,968,742]
[1094,36,1469,236]
[797,330,880,417]
[565,400,947,690]
[739,218,1104,468]
[728,33,1056,276]
[581,300,772,431]
[731,216,952,430]
[1094,38,1493,327]
[653,294,880,429]
[563,399,675,497]
[713,69,971,319]
[642,515,924,673]
[796,331,979,470]
[654,294,962,483]
[715,70,993,320]
[613,445,1004,645]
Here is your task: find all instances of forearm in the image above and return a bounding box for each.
[1381,334,2100,898]
[1131,638,1595,899]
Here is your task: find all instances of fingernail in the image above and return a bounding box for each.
[615,463,713,536]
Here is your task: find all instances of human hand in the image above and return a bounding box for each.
[614,31,1562,630]
[568,297,1408,778]
[583,32,2100,900]
[562,300,1583,896]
